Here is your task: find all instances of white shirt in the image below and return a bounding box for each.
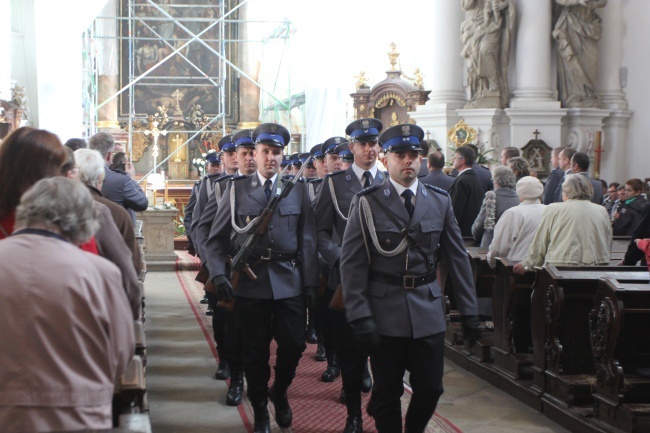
[351,163,378,185]
[389,178,419,208]
[256,172,278,193]
[457,167,471,176]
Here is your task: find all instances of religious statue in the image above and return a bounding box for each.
[389,112,399,127]
[169,133,188,163]
[460,0,515,109]
[552,0,607,108]
[354,71,369,90]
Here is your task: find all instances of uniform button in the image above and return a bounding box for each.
[409,227,415,233]
[431,223,435,228]
[388,225,392,229]
[386,239,391,244]
[269,225,274,229]
[270,240,274,244]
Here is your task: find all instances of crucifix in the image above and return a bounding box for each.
[533,129,541,140]
[144,119,167,173]
[171,88,184,115]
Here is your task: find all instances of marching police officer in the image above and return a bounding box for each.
[340,123,481,433]
[336,141,353,171]
[315,119,385,433]
[205,123,319,433]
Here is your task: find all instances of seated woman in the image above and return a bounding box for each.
[514,174,612,274]
[612,178,648,236]
[487,176,545,268]
[472,166,520,248]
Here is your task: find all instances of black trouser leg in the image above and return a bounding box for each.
[271,296,307,391]
[223,308,243,375]
[319,289,336,358]
[336,312,366,417]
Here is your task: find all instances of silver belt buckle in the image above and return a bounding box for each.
[260,248,273,260]
[403,275,415,289]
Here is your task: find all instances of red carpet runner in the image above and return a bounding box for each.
[175,251,462,433]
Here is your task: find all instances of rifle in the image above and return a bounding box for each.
[219,161,310,309]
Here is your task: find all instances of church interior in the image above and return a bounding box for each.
[1,0,650,432]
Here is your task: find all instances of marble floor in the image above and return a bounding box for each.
[144,270,569,432]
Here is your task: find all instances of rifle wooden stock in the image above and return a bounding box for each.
[329,284,345,312]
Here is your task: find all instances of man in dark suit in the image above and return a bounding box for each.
[467,143,494,193]
[88,132,148,223]
[448,146,483,237]
[543,146,565,204]
[419,151,455,191]
[571,152,604,204]
[552,147,577,203]
[205,123,319,433]
[340,123,480,433]
[315,118,384,433]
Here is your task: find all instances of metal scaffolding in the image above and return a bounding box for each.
[84,0,299,182]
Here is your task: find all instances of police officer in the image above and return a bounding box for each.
[340,123,481,433]
[323,136,345,174]
[315,119,385,433]
[336,141,353,171]
[205,123,319,433]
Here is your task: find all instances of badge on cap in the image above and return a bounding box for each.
[335,137,342,144]
[269,124,278,133]
[402,125,410,136]
[362,119,369,131]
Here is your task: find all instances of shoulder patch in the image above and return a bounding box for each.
[422,183,449,196]
[356,184,381,196]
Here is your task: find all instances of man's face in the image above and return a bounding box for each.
[325,153,341,173]
[237,147,256,175]
[206,161,221,175]
[606,186,618,201]
[618,188,627,200]
[304,165,317,179]
[350,139,380,170]
[314,157,328,178]
[551,151,560,168]
[500,151,508,166]
[452,152,465,171]
[254,144,283,178]
[291,164,300,176]
[559,150,571,171]
[386,150,421,187]
[221,151,239,173]
[625,183,640,198]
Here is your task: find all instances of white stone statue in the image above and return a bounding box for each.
[553,0,607,108]
[461,0,515,109]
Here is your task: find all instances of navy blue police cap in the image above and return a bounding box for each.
[335,142,353,162]
[310,143,324,159]
[233,129,255,148]
[280,154,290,168]
[298,152,312,167]
[218,134,236,153]
[378,124,424,153]
[289,152,301,167]
[205,151,221,164]
[345,118,383,142]
[322,136,348,155]
[253,123,291,147]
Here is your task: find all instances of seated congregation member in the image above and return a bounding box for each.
[507,156,530,182]
[0,177,134,433]
[612,178,648,236]
[514,174,612,274]
[472,166,519,248]
[89,132,148,223]
[487,176,545,268]
[419,151,455,191]
[603,182,620,216]
[0,127,66,239]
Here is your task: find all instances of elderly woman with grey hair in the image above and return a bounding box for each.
[0,177,134,432]
[514,174,612,274]
[471,165,520,248]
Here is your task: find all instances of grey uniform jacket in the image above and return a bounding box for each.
[340,180,478,339]
[194,174,232,262]
[315,167,385,269]
[204,174,319,300]
[190,172,223,242]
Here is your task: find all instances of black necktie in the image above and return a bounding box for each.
[402,189,415,218]
[363,171,372,188]
[264,179,272,200]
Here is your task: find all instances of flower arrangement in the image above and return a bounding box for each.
[192,149,217,176]
[446,142,497,167]
[153,201,176,211]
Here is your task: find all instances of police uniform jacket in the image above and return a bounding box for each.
[101,166,148,223]
[205,174,319,300]
[190,172,224,241]
[183,181,200,245]
[195,174,232,263]
[315,166,384,269]
[340,180,478,339]
[308,178,323,209]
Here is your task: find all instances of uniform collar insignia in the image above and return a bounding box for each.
[346,174,351,181]
[251,179,258,187]
[421,186,428,197]
[383,188,391,197]
[378,172,383,180]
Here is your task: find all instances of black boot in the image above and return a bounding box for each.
[315,342,326,362]
[214,347,230,380]
[268,386,293,428]
[225,372,244,406]
[361,362,372,393]
[321,354,340,382]
[251,399,270,433]
[343,415,363,433]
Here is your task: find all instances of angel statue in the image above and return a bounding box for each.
[354,71,370,90]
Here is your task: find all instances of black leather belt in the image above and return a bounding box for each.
[369,271,436,289]
[251,246,298,261]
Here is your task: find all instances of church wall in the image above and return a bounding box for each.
[622,1,650,182]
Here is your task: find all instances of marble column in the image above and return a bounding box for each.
[506,0,566,152]
[410,0,466,155]
[597,0,632,182]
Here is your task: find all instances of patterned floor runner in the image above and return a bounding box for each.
[175,251,462,433]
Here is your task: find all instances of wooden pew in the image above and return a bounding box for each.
[530,266,649,410]
[113,356,147,426]
[134,321,146,364]
[589,278,650,432]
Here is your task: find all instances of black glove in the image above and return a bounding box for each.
[212,275,234,302]
[304,286,319,310]
[187,242,197,257]
[461,315,482,347]
[349,317,381,351]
